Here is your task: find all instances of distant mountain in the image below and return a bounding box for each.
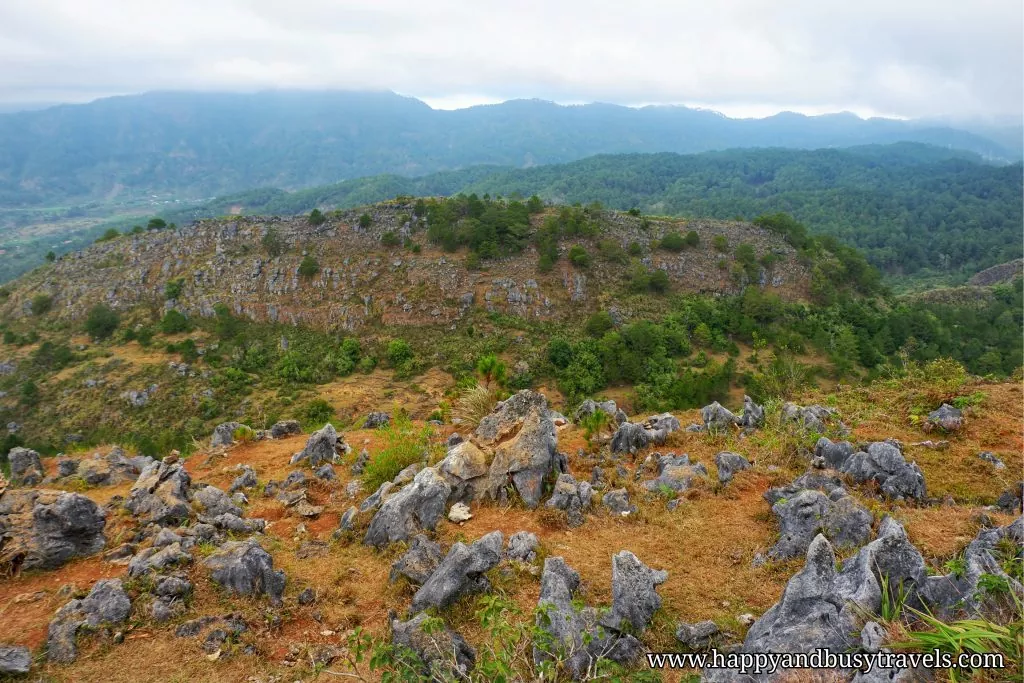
[160,144,1022,285]
[0,90,1018,208]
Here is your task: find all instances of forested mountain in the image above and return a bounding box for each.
[158,144,1023,285]
[0,90,1018,208]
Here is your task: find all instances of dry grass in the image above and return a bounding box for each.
[451,383,497,428]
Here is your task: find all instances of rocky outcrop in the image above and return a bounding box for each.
[602,488,637,516]
[737,395,765,428]
[229,465,258,493]
[574,399,627,425]
[411,531,503,612]
[600,550,668,632]
[675,620,719,651]
[192,484,242,518]
[763,476,872,560]
[840,441,926,501]
[127,542,192,577]
[641,454,708,493]
[47,579,131,663]
[781,402,846,434]
[714,451,751,484]
[814,437,855,469]
[924,403,964,433]
[436,441,489,504]
[475,390,550,446]
[701,402,738,432]
[390,534,444,585]
[0,644,31,674]
[484,408,556,508]
[364,411,391,429]
[611,413,682,454]
[390,612,475,679]
[269,419,301,438]
[506,531,539,562]
[210,422,242,448]
[545,473,593,527]
[0,489,106,570]
[364,468,451,548]
[203,539,286,605]
[8,448,43,486]
[62,447,153,487]
[125,460,192,526]
[291,423,344,467]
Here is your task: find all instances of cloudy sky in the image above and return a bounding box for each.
[0,0,1020,120]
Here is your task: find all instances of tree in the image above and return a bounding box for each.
[713,235,729,253]
[684,231,700,247]
[585,311,615,337]
[359,213,372,229]
[568,245,591,268]
[160,309,191,334]
[476,353,507,388]
[648,269,670,293]
[298,255,320,277]
[19,381,39,407]
[386,339,413,369]
[85,304,120,340]
[262,227,285,257]
[308,208,326,226]
[147,218,168,231]
[526,195,544,214]
[44,251,56,262]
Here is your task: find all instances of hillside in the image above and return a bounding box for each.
[0,91,1018,211]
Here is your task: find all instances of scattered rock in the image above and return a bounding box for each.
[701,402,739,432]
[297,587,316,605]
[411,531,503,612]
[545,473,593,527]
[764,480,872,560]
[390,611,475,678]
[193,484,242,518]
[446,432,463,448]
[269,420,301,438]
[211,422,243,448]
[978,451,1005,470]
[996,482,1022,514]
[714,451,751,485]
[840,441,926,501]
[602,488,637,516]
[0,644,31,674]
[350,448,370,475]
[125,460,192,526]
[506,531,539,563]
[781,402,845,434]
[128,542,191,577]
[475,390,550,446]
[291,423,344,467]
[600,550,668,632]
[390,534,444,585]
[447,502,472,523]
[203,539,286,605]
[364,411,391,429]
[675,620,719,651]
[737,395,765,428]
[8,448,44,486]
[314,464,336,480]
[813,437,855,469]
[364,468,451,548]
[229,466,258,493]
[436,441,489,504]
[924,403,964,433]
[610,422,652,455]
[484,407,556,508]
[0,489,106,570]
[47,579,131,663]
[574,399,627,426]
[392,462,422,486]
[641,454,708,493]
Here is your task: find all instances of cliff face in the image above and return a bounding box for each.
[0,203,810,331]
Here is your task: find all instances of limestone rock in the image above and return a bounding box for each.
[411,531,503,612]
[269,419,301,438]
[600,550,667,633]
[574,399,627,425]
[47,579,131,663]
[210,422,242,448]
[291,423,343,467]
[765,483,872,560]
[737,395,765,428]
[229,465,258,493]
[506,531,539,562]
[364,411,391,429]
[8,448,44,486]
[364,468,451,548]
[701,402,738,432]
[714,451,751,484]
[545,473,593,527]
[841,441,926,501]
[641,454,708,493]
[0,644,31,674]
[436,441,489,504]
[203,539,286,605]
[602,488,637,515]
[390,612,475,678]
[125,460,192,526]
[390,534,444,585]
[447,502,472,523]
[192,484,242,518]
[0,489,106,570]
[924,403,963,433]
[484,408,556,508]
[474,390,549,446]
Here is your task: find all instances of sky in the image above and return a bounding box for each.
[0,0,1021,121]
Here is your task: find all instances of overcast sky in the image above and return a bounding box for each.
[0,0,1020,121]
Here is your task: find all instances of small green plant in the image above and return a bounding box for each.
[302,398,334,426]
[95,227,120,243]
[84,304,120,340]
[164,278,184,300]
[231,425,255,443]
[381,230,401,247]
[359,213,372,229]
[45,251,56,262]
[262,227,286,257]
[568,244,591,268]
[361,416,437,491]
[308,208,326,226]
[298,255,320,277]
[30,294,53,315]
[580,409,612,444]
[452,384,496,428]
[159,309,191,334]
[878,572,910,623]
[476,353,507,388]
[713,235,729,252]
[660,231,686,252]
[944,555,967,579]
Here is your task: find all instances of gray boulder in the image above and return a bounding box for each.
[436,441,489,504]
[0,644,30,674]
[47,579,131,663]
[841,441,927,501]
[701,402,739,432]
[641,454,708,493]
[210,422,242,448]
[390,534,444,585]
[506,531,539,562]
[8,448,44,486]
[314,464,336,480]
[545,473,593,527]
[364,411,391,429]
[364,468,451,548]
[124,460,192,526]
[269,419,301,438]
[600,550,668,632]
[475,390,550,446]
[350,448,370,475]
[291,423,342,467]
[610,422,652,454]
[203,539,286,605]
[574,398,628,425]
[192,484,242,518]
[0,489,106,570]
[737,395,765,428]
[924,403,963,432]
[446,432,463,448]
[57,457,79,478]
[814,437,855,470]
[675,620,719,650]
[411,531,503,612]
[996,482,1022,514]
[228,465,258,493]
[602,488,637,516]
[391,612,475,678]
[977,451,1005,469]
[127,542,191,577]
[765,486,872,560]
[781,402,843,434]
[484,407,556,508]
[714,451,751,485]
[359,481,394,513]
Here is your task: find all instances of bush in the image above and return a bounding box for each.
[20,381,39,407]
[660,231,686,252]
[45,251,56,262]
[585,311,615,337]
[95,228,120,243]
[628,241,644,256]
[567,245,591,268]
[452,384,497,428]
[298,255,320,277]
[381,231,400,247]
[85,304,120,340]
[164,278,184,300]
[30,294,53,315]
[308,208,326,226]
[547,338,572,370]
[359,213,372,229]
[476,354,507,387]
[276,350,315,383]
[361,417,437,491]
[713,235,729,252]
[648,269,670,293]
[160,310,191,334]
[685,230,700,247]
[302,399,335,426]
[147,218,168,231]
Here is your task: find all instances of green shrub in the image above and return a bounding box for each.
[95,228,120,243]
[648,269,670,293]
[302,399,335,426]
[381,231,401,247]
[361,417,436,491]
[164,278,184,300]
[45,251,56,262]
[84,304,120,340]
[660,231,686,252]
[359,213,372,228]
[276,350,315,383]
[160,310,191,334]
[30,294,53,315]
[298,255,320,277]
[685,230,700,247]
[386,339,413,368]
[585,311,615,337]
[476,354,507,388]
[628,241,644,256]
[20,381,39,407]
[308,208,326,226]
[713,235,729,252]
[567,245,591,268]
[262,227,285,257]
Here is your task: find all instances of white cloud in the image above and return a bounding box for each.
[0,0,1019,119]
